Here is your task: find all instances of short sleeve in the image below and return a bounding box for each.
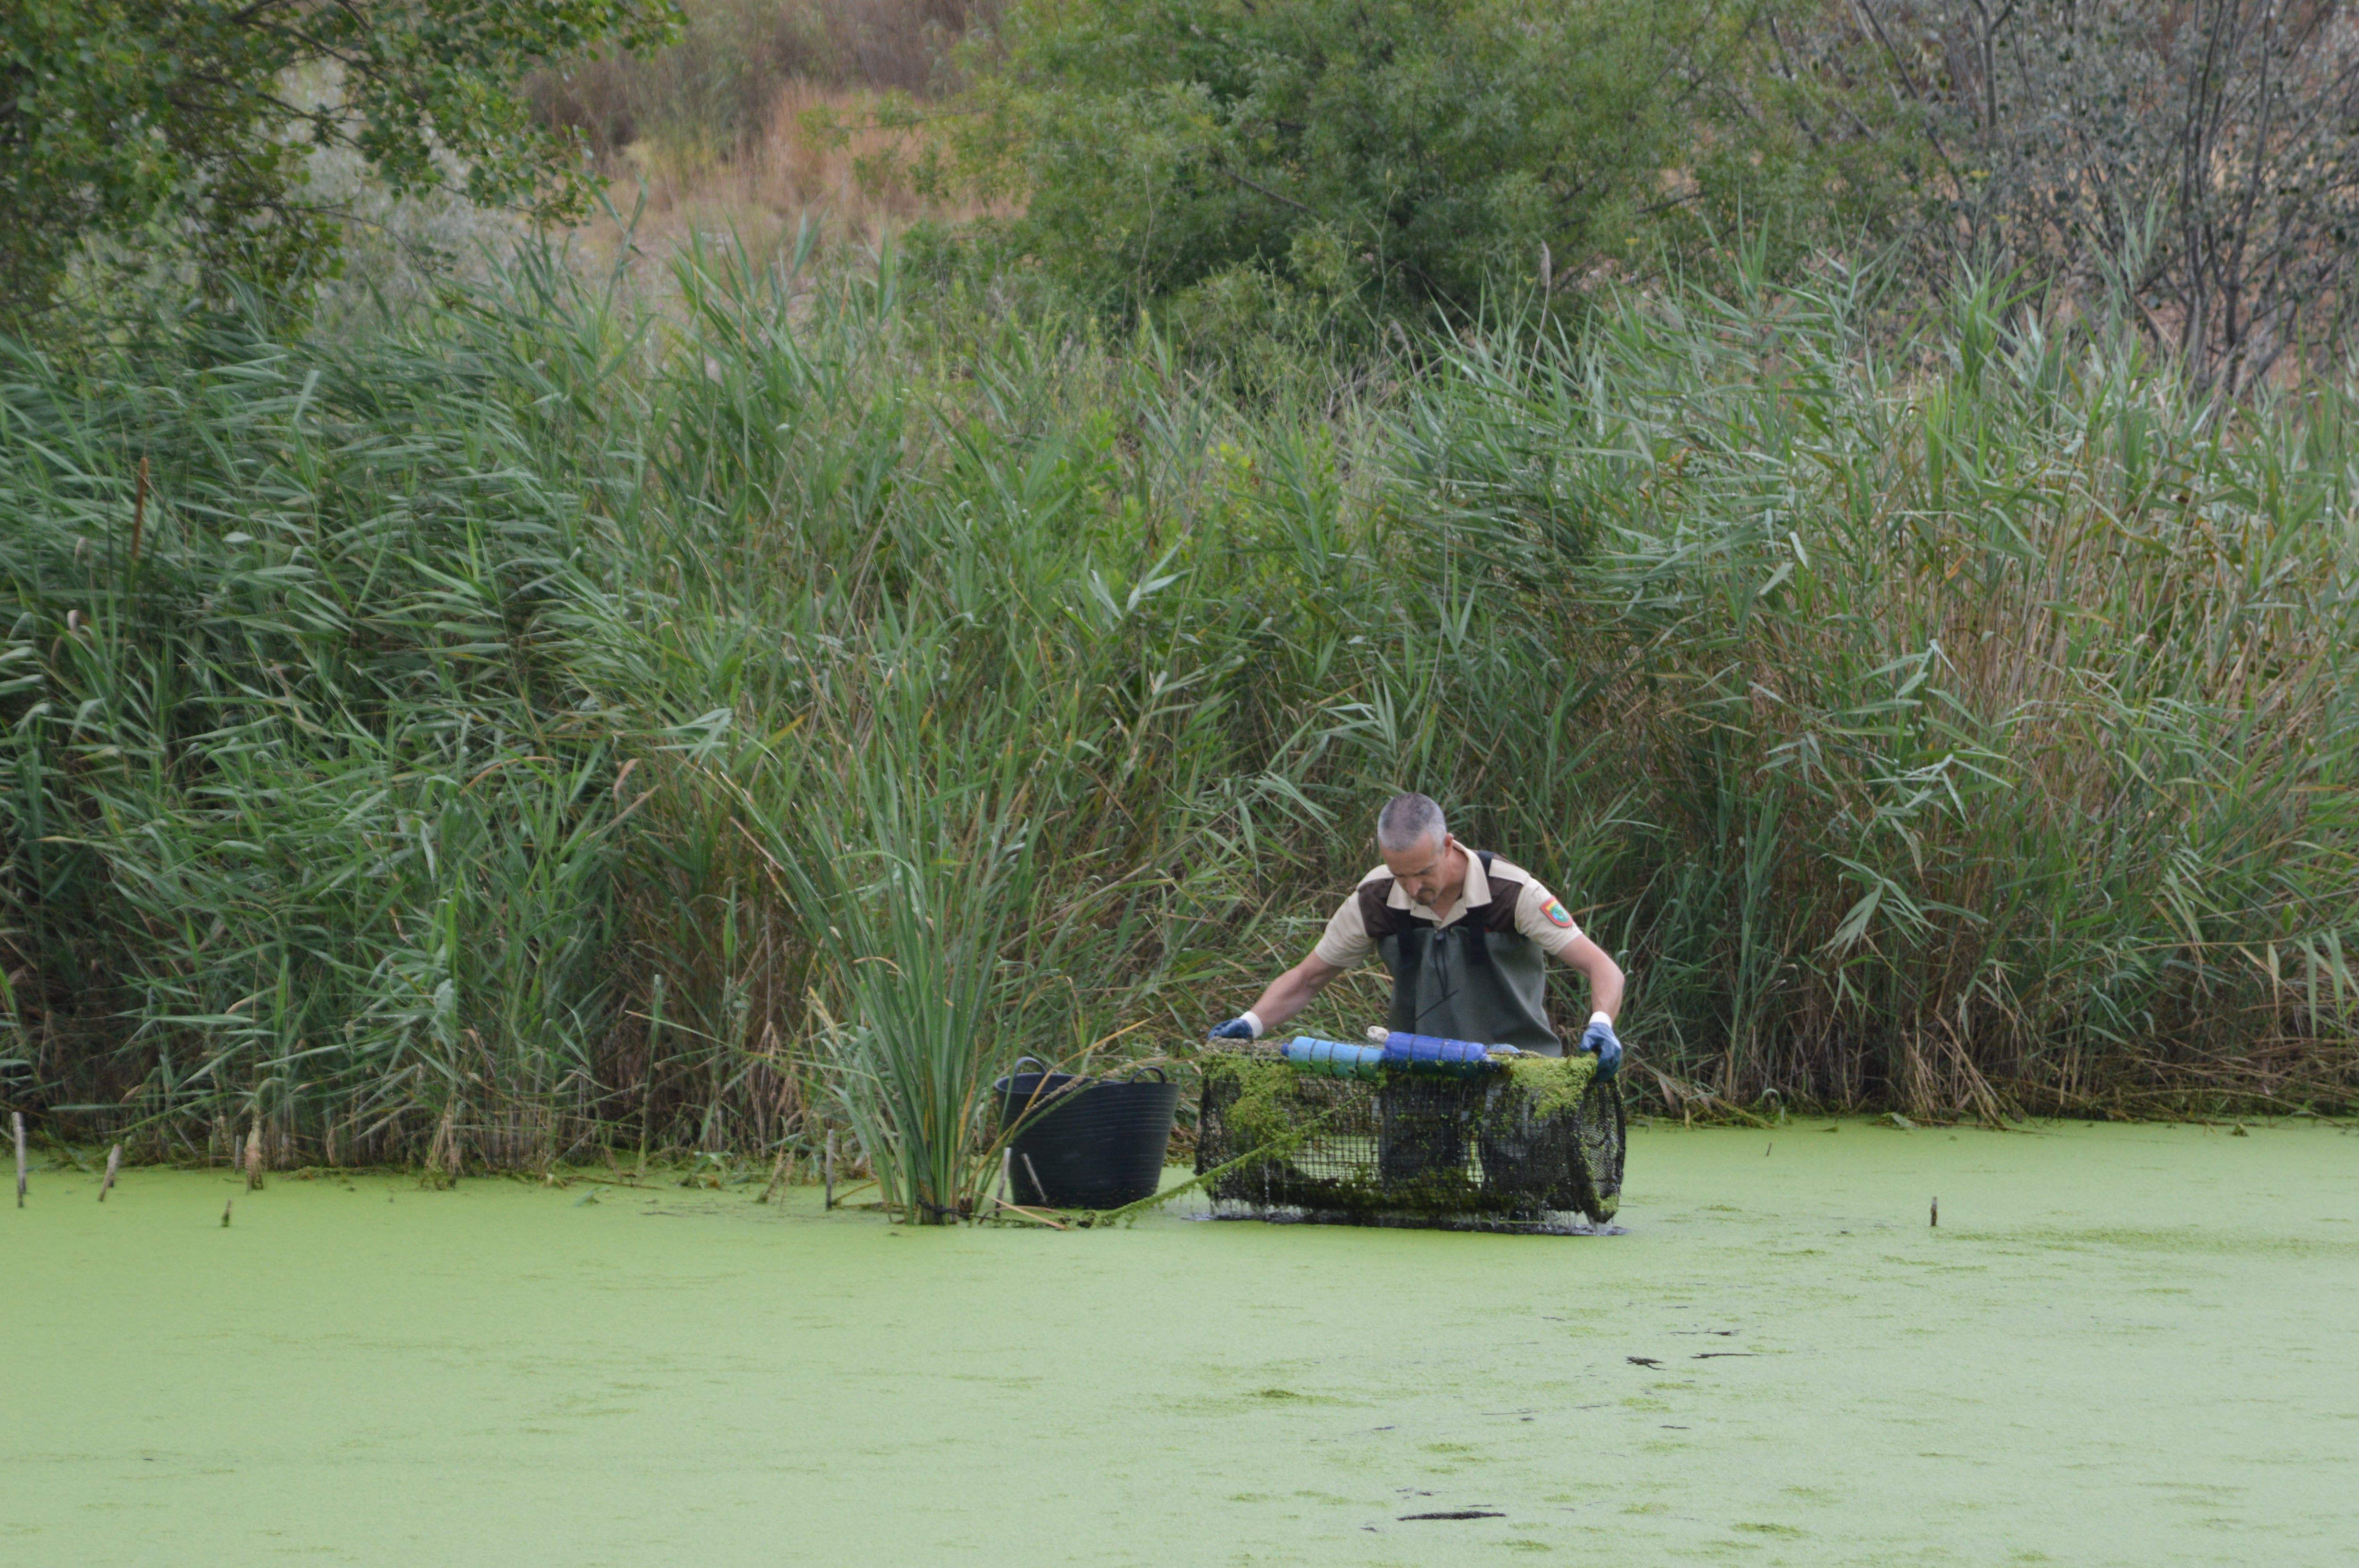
[1312,892,1375,969]
[1514,877,1583,957]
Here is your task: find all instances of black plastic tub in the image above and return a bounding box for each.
[993,1063,1180,1210]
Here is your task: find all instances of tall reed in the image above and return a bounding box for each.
[3,243,2353,1190]
[1401,267,2359,1114]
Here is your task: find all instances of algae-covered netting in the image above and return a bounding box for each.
[1196,1053,1624,1233]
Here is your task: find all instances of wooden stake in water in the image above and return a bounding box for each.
[1931,1196,1940,1228]
[244,1122,264,1191]
[100,1144,120,1201]
[221,1199,232,1228]
[13,1111,25,1207]
[823,1130,836,1210]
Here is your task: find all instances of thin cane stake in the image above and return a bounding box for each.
[987,1195,1069,1230]
[100,1144,120,1201]
[13,1112,24,1207]
[823,1130,836,1210]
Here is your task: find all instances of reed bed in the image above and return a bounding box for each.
[3,245,2353,1201]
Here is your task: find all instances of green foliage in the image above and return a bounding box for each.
[956,0,1717,326]
[0,292,630,1161]
[1433,263,2359,1114]
[3,240,2356,1188]
[0,0,682,325]
[1668,1,1938,275]
[756,649,1053,1223]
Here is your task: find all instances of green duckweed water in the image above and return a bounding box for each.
[7,1121,2356,1565]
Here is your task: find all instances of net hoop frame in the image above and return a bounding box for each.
[1194,1051,1626,1235]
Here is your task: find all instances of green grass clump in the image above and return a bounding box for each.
[3,243,2356,1196]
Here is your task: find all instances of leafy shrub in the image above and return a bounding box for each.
[955,0,1718,326]
[0,0,682,327]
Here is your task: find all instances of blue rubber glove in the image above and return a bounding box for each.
[1208,1014,1261,1042]
[1580,1015,1623,1081]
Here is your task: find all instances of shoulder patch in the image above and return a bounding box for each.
[1543,898,1575,929]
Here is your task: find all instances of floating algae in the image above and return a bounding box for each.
[1503,1051,1597,1117]
[4,1124,2356,1566]
[1198,1054,1302,1154]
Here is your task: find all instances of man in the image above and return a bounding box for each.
[1211,793,1625,1075]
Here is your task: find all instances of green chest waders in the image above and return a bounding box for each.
[1365,852,1563,1054]
[1362,853,1563,1182]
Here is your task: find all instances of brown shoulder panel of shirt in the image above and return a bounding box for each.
[1474,856,1525,933]
[1357,876,1410,938]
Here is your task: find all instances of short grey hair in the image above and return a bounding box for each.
[1376,792,1447,854]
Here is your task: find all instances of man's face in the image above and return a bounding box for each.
[1382,832,1459,910]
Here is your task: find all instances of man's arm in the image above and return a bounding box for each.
[1551,934,1624,1021]
[1214,953,1346,1039]
[1550,933,1628,1078]
[1215,889,1372,1039]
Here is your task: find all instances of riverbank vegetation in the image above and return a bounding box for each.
[8,242,2353,1173]
[5,0,2359,1203]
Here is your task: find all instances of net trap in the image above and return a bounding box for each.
[1194,1032,1625,1234]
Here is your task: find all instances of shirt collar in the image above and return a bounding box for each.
[1386,844,1488,926]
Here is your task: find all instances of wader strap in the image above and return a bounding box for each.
[1463,852,1497,967]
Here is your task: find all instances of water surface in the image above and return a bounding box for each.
[6,1120,2353,1564]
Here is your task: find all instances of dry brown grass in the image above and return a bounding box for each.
[566,83,1002,274]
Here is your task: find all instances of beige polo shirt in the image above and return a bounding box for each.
[1312,852,1585,969]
